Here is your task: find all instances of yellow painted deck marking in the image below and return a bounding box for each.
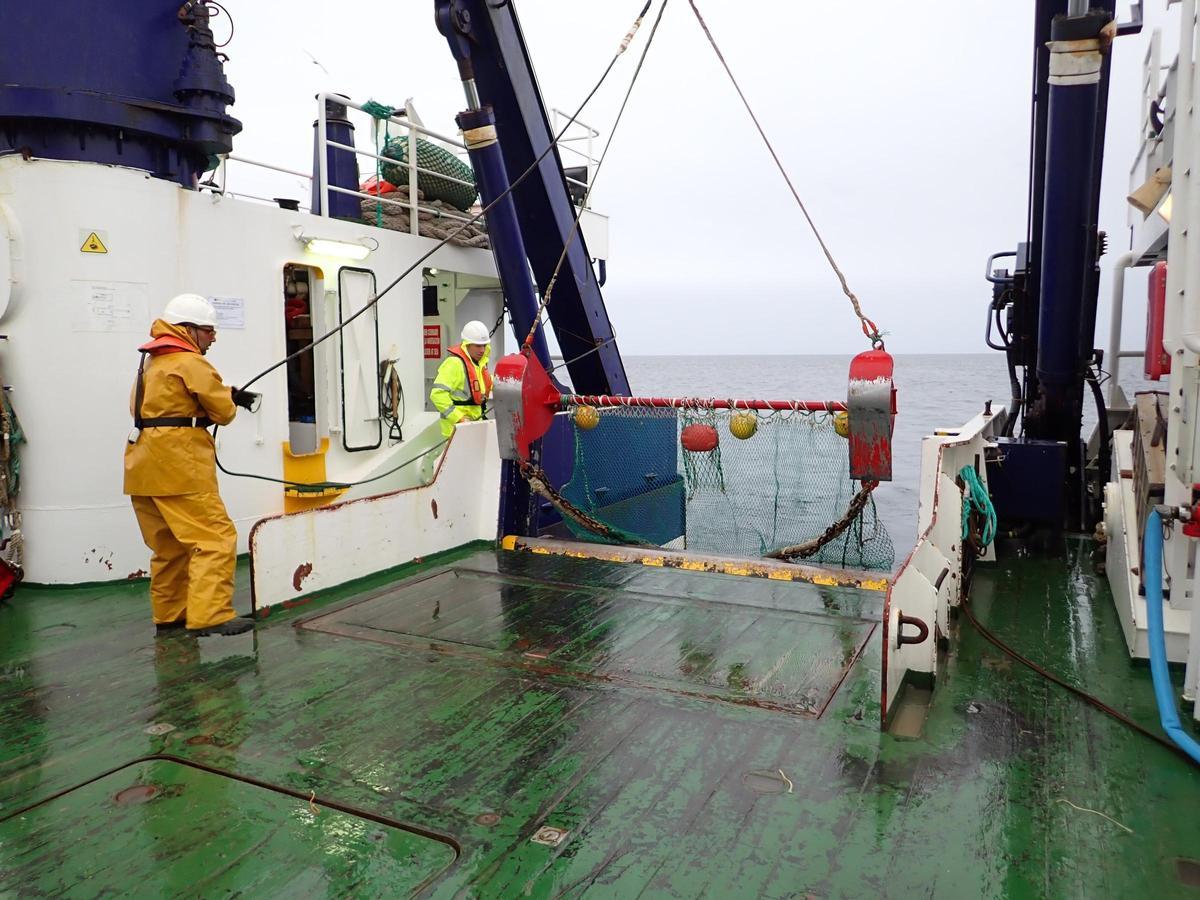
[80,232,108,254]
[500,536,889,592]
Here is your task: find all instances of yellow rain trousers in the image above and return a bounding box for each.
[124,320,239,629]
[430,345,492,438]
[129,494,238,628]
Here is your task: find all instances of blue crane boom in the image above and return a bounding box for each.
[435,0,632,397]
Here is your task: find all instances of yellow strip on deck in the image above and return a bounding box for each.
[500,536,889,592]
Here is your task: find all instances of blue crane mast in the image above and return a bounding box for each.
[984,0,1142,534]
[435,0,640,538]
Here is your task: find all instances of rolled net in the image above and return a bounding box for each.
[555,401,894,570]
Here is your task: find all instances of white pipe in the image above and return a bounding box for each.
[1107,251,1140,405]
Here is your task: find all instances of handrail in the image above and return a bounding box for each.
[215,91,599,227]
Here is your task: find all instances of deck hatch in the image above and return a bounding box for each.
[0,759,457,897]
[300,567,875,716]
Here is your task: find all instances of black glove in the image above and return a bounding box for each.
[231,388,262,412]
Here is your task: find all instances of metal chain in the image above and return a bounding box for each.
[519,460,648,546]
[764,481,878,560]
[686,0,883,350]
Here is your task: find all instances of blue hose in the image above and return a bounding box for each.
[1143,508,1200,765]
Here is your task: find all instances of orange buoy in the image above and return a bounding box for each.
[681,423,719,452]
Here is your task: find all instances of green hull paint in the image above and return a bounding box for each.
[1,538,1198,897]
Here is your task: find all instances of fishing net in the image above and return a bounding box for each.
[380,136,478,211]
[554,401,894,570]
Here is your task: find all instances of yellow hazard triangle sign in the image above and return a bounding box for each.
[80,232,108,254]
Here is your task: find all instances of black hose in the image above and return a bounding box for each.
[961,597,1190,762]
[1085,366,1112,490]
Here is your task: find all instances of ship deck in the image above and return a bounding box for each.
[2,539,1199,897]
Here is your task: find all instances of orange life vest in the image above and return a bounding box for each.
[138,334,197,356]
[447,344,493,406]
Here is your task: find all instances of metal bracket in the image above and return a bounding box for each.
[896,612,930,648]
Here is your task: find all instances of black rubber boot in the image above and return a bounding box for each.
[154,619,187,635]
[188,616,255,637]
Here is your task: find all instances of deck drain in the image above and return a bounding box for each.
[113,785,160,805]
[474,812,500,827]
[742,770,790,795]
[144,722,176,736]
[530,826,569,847]
[1177,858,1200,886]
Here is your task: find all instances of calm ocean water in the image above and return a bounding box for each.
[621,354,1161,555]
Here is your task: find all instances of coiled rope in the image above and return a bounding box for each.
[959,465,997,548]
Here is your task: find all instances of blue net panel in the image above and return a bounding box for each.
[551,403,894,571]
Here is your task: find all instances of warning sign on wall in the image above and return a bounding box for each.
[423,324,442,360]
[79,230,108,254]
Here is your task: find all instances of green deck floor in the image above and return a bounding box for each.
[1,539,1199,897]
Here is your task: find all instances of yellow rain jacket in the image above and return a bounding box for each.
[124,320,237,496]
[124,319,240,630]
[430,344,492,438]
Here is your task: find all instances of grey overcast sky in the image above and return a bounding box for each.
[222,1,1162,355]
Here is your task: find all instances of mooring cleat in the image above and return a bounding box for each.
[188,616,255,637]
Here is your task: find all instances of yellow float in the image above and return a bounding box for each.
[834,411,850,439]
[729,412,758,440]
[574,405,600,431]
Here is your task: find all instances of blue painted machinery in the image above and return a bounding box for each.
[0,1,240,187]
[435,0,680,541]
[984,1,1141,533]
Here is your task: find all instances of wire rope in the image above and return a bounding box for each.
[211,0,655,489]
[684,0,884,349]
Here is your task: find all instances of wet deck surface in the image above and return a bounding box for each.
[300,561,875,716]
[2,540,1200,897]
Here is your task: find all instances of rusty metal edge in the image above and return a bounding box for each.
[248,430,459,616]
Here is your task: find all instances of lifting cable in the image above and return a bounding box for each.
[522,0,671,351]
[209,0,656,490]
[685,0,884,350]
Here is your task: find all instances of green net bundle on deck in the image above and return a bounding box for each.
[554,401,894,570]
[380,136,478,211]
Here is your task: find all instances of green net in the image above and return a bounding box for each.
[380,136,478,211]
[556,402,894,570]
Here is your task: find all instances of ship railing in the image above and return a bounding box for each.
[200,155,314,212]
[200,94,598,229]
[316,94,477,232]
[314,94,600,233]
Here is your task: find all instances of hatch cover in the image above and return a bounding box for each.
[0,759,457,896]
[301,568,875,716]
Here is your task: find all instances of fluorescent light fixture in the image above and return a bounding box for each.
[302,237,371,260]
[1157,192,1173,224]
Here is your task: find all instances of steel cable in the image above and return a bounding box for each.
[210,0,654,489]
[685,0,884,349]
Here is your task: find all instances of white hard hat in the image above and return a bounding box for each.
[461,320,491,346]
[163,293,218,328]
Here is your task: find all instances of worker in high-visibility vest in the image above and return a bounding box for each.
[123,294,260,637]
[430,320,493,439]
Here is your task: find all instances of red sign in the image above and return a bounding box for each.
[423,324,441,360]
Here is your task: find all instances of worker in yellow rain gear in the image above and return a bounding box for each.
[430,320,493,439]
[123,294,260,637]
